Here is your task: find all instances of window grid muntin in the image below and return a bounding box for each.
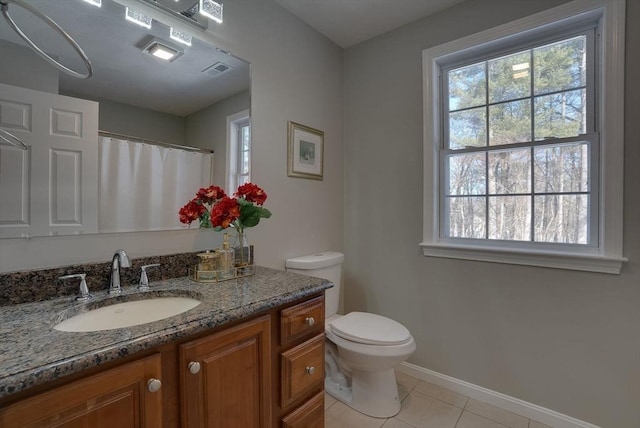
[440,27,597,247]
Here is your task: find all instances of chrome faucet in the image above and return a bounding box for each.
[109,249,130,294]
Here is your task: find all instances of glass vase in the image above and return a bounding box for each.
[232,230,253,269]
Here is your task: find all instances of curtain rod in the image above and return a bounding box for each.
[99,130,214,154]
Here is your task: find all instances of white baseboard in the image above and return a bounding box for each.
[397,362,600,428]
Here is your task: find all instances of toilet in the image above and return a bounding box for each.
[285,251,416,418]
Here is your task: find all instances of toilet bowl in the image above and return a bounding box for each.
[285,252,415,418]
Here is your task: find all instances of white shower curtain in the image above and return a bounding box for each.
[99,137,213,233]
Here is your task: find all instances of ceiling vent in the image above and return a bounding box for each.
[202,61,233,77]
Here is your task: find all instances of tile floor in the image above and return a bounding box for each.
[324,371,553,428]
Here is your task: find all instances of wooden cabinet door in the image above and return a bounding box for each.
[0,354,162,428]
[180,315,271,428]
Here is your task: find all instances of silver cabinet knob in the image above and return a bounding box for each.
[188,361,201,374]
[305,366,315,375]
[305,317,315,326]
[147,378,162,393]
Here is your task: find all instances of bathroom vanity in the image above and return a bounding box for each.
[0,267,329,427]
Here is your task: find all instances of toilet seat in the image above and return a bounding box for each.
[328,312,412,346]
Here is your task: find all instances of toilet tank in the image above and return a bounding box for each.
[285,251,344,318]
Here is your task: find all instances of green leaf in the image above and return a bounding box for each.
[259,208,272,218]
[239,205,261,228]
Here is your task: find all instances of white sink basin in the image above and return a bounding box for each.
[54,297,201,332]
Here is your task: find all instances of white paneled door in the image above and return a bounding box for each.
[0,83,98,238]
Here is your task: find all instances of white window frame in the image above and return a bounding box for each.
[226,109,250,193]
[421,0,627,274]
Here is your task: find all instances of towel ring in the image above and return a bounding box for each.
[0,128,28,150]
[0,0,93,79]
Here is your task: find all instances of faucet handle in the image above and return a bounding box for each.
[139,264,161,290]
[59,273,92,302]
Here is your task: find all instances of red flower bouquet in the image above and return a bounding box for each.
[179,183,271,233]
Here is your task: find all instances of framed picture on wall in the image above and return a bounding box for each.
[287,121,324,180]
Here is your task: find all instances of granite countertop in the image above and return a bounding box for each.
[0,266,331,399]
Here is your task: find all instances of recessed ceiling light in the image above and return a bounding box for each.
[125,7,152,29]
[142,39,183,62]
[170,28,192,46]
[199,0,223,24]
[149,44,177,60]
[82,0,101,7]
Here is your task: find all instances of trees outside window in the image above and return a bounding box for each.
[443,33,595,245]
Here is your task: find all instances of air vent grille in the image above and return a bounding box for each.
[202,61,234,77]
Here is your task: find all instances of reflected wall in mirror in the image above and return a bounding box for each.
[0,0,250,238]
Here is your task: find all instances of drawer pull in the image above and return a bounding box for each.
[305,366,315,375]
[305,317,315,326]
[188,361,201,374]
[147,378,162,393]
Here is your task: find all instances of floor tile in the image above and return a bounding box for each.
[455,411,510,428]
[382,418,416,428]
[396,390,463,428]
[396,370,420,390]
[414,380,469,408]
[325,401,387,428]
[398,382,412,402]
[325,392,338,410]
[465,399,528,428]
[396,371,420,402]
[528,420,552,428]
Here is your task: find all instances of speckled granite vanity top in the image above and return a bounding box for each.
[0,267,331,398]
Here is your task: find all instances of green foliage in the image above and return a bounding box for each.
[237,198,272,229]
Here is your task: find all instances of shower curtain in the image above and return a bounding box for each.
[99,137,213,233]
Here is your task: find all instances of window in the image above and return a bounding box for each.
[421,0,626,273]
[226,110,251,192]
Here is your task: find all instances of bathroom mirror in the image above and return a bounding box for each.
[0,0,250,238]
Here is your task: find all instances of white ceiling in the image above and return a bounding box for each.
[273,0,467,48]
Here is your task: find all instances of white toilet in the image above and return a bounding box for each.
[285,251,416,418]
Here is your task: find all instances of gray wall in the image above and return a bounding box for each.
[0,40,59,93]
[186,90,250,187]
[93,98,186,147]
[342,1,639,427]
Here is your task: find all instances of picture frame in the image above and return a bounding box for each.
[287,121,324,180]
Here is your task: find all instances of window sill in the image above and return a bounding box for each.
[420,242,627,274]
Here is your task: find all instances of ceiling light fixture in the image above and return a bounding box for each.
[81,0,101,7]
[170,28,192,46]
[142,39,183,62]
[199,0,223,24]
[125,7,152,29]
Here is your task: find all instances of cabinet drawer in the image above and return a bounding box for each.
[280,296,324,346]
[281,334,324,408]
[281,391,324,428]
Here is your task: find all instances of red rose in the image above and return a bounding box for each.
[210,197,241,229]
[235,183,267,205]
[196,185,226,204]
[179,199,207,224]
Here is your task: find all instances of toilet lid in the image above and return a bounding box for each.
[328,312,412,346]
